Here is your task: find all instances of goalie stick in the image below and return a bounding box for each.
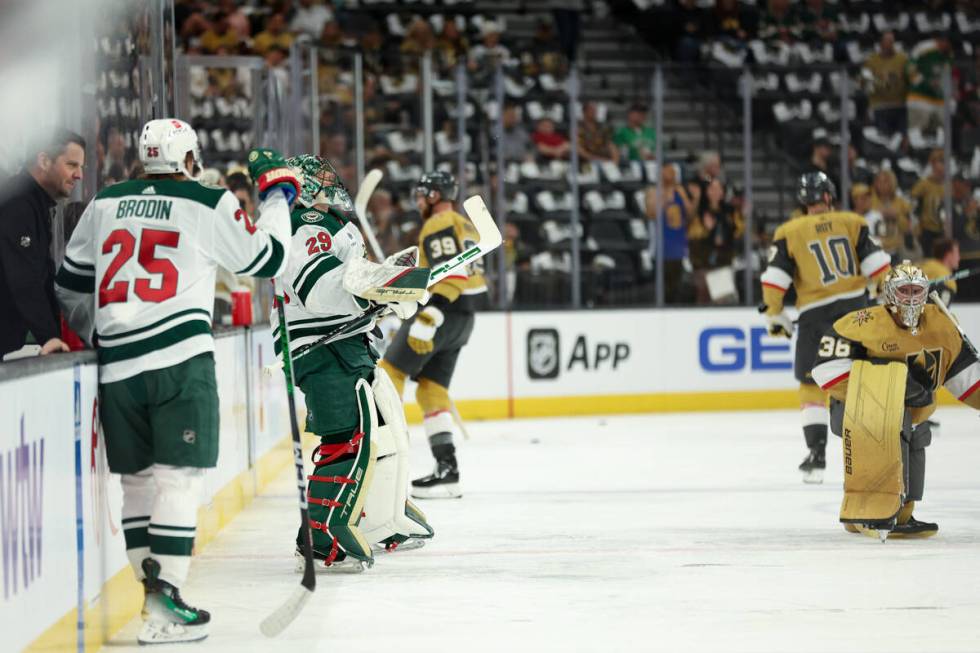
[355,169,385,261]
[260,278,316,638]
[265,195,501,371]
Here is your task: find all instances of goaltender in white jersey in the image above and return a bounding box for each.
[56,119,300,645]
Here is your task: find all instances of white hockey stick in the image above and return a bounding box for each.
[264,195,501,371]
[355,169,385,261]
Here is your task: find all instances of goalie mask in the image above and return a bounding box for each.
[139,118,203,180]
[287,154,355,216]
[882,261,930,334]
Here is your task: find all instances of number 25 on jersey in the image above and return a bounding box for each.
[100,227,181,307]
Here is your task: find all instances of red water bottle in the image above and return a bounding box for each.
[231,289,253,326]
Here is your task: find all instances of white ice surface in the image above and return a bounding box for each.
[110,409,980,653]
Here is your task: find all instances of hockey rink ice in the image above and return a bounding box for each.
[110,408,980,653]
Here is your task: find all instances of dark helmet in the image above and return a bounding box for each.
[414,170,459,202]
[797,171,836,206]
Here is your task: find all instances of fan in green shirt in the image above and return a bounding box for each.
[613,104,657,161]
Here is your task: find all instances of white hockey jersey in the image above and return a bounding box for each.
[271,206,377,367]
[55,178,291,383]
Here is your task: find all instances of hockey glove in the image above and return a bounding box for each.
[248,148,300,206]
[905,362,934,408]
[407,306,444,355]
[766,311,794,339]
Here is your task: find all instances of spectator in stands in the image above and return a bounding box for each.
[359,25,388,78]
[614,104,657,162]
[951,173,979,267]
[711,0,755,45]
[863,31,909,137]
[907,38,954,133]
[697,177,743,302]
[366,189,404,257]
[103,127,127,178]
[851,182,883,242]
[500,103,531,162]
[871,168,918,261]
[200,12,242,54]
[253,13,294,56]
[577,102,619,164]
[218,0,250,38]
[696,150,724,192]
[796,0,838,45]
[531,119,570,160]
[847,144,873,187]
[644,163,694,304]
[401,18,437,60]
[0,130,85,359]
[758,0,799,44]
[469,21,511,81]
[918,237,960,306]
[435,19,469,72]
[177,1,211,43]
[804,135,838,193]
[226,171,255,217]
[911,148,948,255]
[955,49,980,157]
[672,0,707,63]
[290,0,333,39]
[523,20,564,77]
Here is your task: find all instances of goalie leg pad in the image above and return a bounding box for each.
[903,420,933,502]
[839,360,907,527]
[360,367,435,544]
[305,379,376,566]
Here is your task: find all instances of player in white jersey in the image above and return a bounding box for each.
[273,154,434,572]
[55,119,300,644]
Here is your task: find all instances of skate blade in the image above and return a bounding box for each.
[137,621,209,645]
[294,553,370,574]
[371,539,426,554]
[411,483,462,499]
[856,525,892,542]
[801,469,824,484]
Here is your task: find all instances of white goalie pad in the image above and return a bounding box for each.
[360,367,433,544]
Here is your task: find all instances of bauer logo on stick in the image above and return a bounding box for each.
[527,329,560,380]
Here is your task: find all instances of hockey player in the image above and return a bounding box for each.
[54,119,299,644]
[761,172,891,483]
[275,154,434,572]
[811,262,980,537]
[380,171,488,499]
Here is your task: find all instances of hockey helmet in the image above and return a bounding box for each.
[882,261,930,334]
[414,170,459,203]
[139,119,203,180]
[797,171,836,206]
[287,154,354,214]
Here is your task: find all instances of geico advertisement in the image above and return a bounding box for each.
[509,309,798,396]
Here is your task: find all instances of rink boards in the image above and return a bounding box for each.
[3,305,979,652]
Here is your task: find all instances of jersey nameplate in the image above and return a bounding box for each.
[115,198,173,220]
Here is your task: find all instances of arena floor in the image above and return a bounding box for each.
[109,409,980,653]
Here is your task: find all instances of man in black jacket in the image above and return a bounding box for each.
[0,129,85,359]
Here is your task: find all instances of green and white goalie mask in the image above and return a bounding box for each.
[288,154,355,217]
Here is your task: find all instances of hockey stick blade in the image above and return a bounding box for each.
[355,169,385,261]
[260,585,314,637]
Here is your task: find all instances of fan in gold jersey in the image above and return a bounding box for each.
[760,172,892,483]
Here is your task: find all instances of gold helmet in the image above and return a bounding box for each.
[882,261,930,334]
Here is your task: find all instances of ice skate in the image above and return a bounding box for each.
[889,515,939,539]
[294,547,371,574]
[137,558,210,645]
[412,456,461,499]
[798,447,826,484]
[372,534,427,554]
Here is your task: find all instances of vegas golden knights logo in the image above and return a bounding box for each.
[906,349,943,390]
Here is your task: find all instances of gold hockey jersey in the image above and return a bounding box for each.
[761,211,891,317]
[810,304,980,420]
[418,208,488,311]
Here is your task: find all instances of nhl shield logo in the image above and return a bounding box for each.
[183,429,197,444]
[527,329,560,380]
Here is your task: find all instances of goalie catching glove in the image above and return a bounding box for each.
[342,256,429,320]
[248,148,301,206]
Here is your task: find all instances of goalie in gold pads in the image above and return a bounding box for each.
[812,262,980,538]
[760,172,891,483]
